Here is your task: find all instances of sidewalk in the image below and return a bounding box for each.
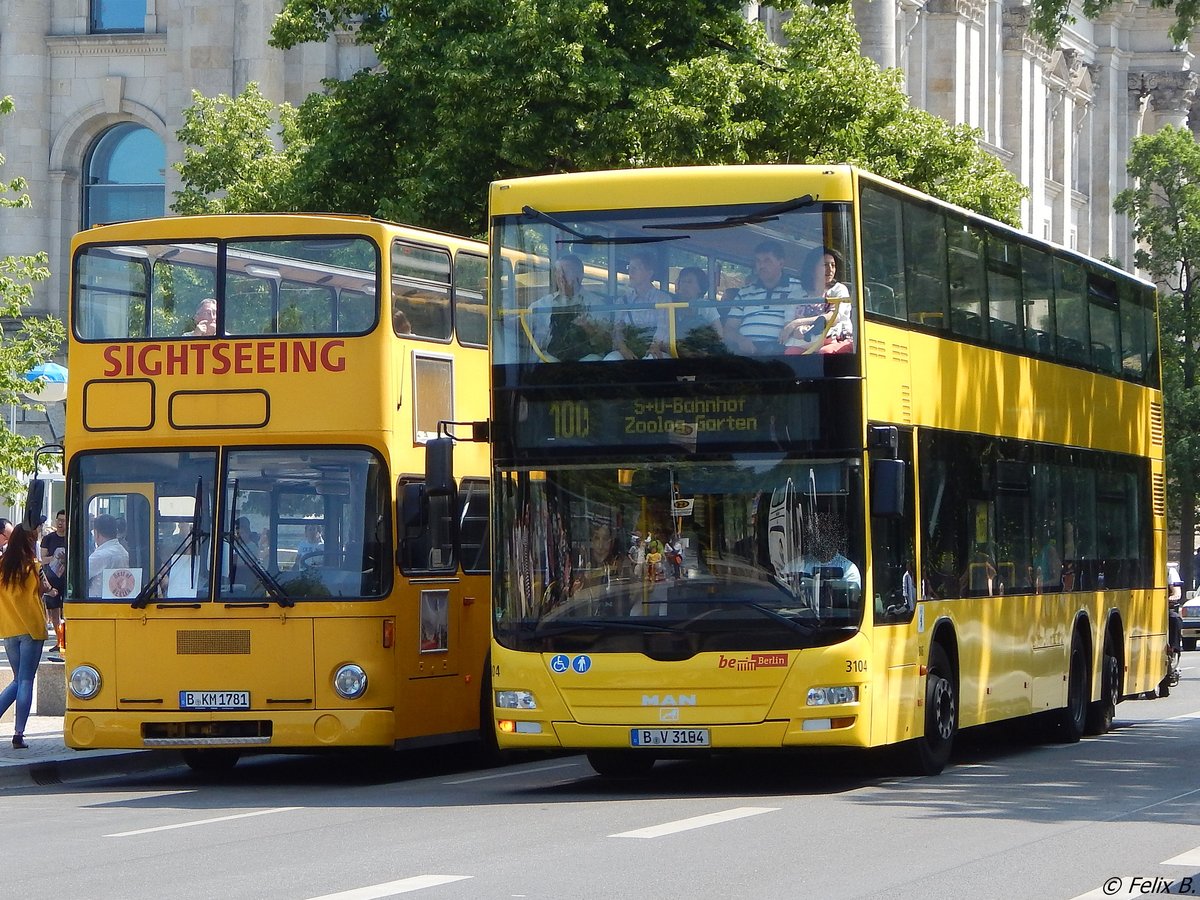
[0,715,180,790]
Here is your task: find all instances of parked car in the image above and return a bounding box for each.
[1181,586,1200,652]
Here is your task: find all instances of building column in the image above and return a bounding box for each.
[1142,70,1198,132]
[854,0,899,70]
[999,1,1050,235]
[0,0,53,311]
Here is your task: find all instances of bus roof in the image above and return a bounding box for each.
[489,165,1152,289]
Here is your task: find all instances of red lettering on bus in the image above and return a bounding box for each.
[138,344,162,376]
[166,343,188,375]
[211,342,231,375]
[235,342,253,374]
[292,341,316,372]
[321,340,346,372]
[99,339,351,377]
[102,345,122,377]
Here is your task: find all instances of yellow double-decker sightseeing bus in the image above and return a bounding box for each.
[56,214,492,770]
[482,165,1167,776]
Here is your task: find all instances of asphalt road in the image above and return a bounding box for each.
[5,664,1200,900]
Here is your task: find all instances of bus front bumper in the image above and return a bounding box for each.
[496,715,869,751]
[64,709,396,751]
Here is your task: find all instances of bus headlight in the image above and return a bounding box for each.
[495,690,538,710]
[69,665,102,700]
[807,686,859,706]
[333,664,368,700]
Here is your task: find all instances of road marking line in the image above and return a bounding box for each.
[104,806,301,837]
[442,762,580,784]
[305,875,473,898]
[609,806,779,839]
[1164,845,1200,866]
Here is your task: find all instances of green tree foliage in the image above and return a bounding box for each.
[1114,126,1200,581]
[0,97,68,503]
[175,1,1024,234]
[1028,0,1198,47]
[173,84,307,214]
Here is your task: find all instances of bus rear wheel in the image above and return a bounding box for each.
[1054,637,1089,743]
[182,749,242,773]
[1085,638,1119,735]
[586,750,656,778]
[905,643,956,775]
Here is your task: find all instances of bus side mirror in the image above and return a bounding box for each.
[871,459,905,519]
[23,477,45,529]
[425,437,455,496]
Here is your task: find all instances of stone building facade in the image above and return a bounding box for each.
[0,1,1195,325]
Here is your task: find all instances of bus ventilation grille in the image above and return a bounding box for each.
[177,630,251,655]
[1153,472,1167,518]
[1150,401,1164,446]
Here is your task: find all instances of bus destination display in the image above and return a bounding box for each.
[512,392,819,450]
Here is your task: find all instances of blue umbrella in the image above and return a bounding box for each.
[23,362,68,402]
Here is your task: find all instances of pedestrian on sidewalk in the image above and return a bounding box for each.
[0,523,48,749]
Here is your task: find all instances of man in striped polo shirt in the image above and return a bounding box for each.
[723,239,804,356]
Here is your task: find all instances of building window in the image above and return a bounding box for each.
[91,0,144,33]
[83,123,165,228]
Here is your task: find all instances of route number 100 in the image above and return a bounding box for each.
[549,401,590,440]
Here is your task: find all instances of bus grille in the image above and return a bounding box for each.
[177,630,251,655]
[1150,401,1164,445]
[143,721,272,745]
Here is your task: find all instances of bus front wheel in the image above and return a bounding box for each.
[906,643,957,775]
[586,750,656,778]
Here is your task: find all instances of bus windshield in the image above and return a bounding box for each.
[492,200,856,368]
[73,447,391,603]
[74,235,379,340]
[494,458,865,657]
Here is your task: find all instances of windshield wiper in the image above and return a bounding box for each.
[531,618,681,637]
[227,479,293,607]
[642,194,816,231]
[132,476,206,609]
[667,597,819,634]
[520,205,685,245]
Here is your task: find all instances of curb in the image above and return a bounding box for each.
[0,748,183,791]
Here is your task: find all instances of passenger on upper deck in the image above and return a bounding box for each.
[528,254,610,361]
[611,251,671,359]
[723,240,805,356]
[183,298,218,337]
[673,267,724,357]
[779,247,853,355]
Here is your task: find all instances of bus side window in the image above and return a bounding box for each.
[398,481,456,574]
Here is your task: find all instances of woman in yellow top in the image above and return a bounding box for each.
[0,523,48,749]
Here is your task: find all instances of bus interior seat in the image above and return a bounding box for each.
[989,318,1021,346]
[1091,343,1115,372]
[865,282,899,318]
[950,308,983,337]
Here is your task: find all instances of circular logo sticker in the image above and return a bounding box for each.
[571,654,592,674]
[550,654,570,674]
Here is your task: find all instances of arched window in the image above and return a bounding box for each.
[91,1,144,33]
[83,123,165,228]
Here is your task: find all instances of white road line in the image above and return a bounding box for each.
[442,762,581,785]
[305,875,473,899]
[609,806,779,839]
[1164,845,1200,866]
[104,806,301,837]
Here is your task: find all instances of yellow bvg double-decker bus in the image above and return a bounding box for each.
[484,165,1167,776]
[59,214,492,770]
